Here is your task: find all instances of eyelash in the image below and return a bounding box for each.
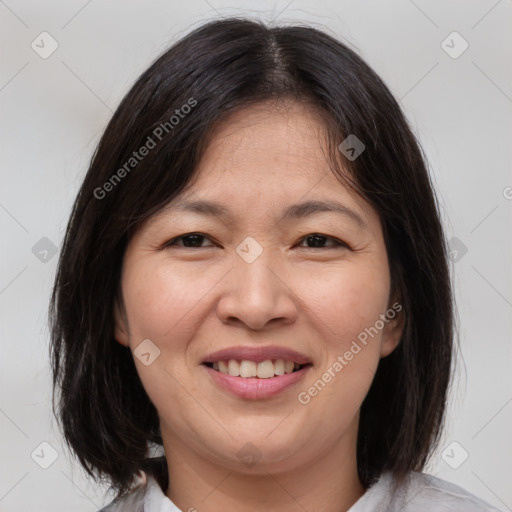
[163,232,349,250]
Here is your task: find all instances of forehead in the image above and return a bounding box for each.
[167,101,376,223]
[194,100,331,186]
[139,101,380,236]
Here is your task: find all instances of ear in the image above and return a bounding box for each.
[380,300,405,358]
[113,295,130,347]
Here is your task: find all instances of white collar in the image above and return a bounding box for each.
[102,470,503,511]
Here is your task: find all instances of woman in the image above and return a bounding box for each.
[49,17,503,512]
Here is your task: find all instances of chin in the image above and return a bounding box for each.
[204,428,311,473]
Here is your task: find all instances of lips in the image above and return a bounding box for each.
[202,345,312,365]
[201,345,312,399]
[211,359,302,379]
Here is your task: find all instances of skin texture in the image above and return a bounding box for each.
[114,100,404,512]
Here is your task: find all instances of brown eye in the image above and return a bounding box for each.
[165,233,215,248]
[296,234,348,249]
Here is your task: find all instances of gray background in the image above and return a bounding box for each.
[1,0,511,510]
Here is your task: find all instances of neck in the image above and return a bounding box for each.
[163,420,365,512]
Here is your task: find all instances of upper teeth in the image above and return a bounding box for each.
[213,359,299,378]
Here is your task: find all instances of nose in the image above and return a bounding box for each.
[216,249,299,331]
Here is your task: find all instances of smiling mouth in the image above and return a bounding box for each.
[203,359,310,379]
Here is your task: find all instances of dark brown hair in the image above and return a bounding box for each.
[49,17,454,497]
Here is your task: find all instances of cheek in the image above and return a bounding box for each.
[122,261,221,342]
[120,262,211,419]
[299,260,390,346]
[295,260,390,417]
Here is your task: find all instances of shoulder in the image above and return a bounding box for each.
[97,484,146,512]
[351,471,504,511]
[400,472,504,511]
[97,475,181,512]
[371,471,505,512]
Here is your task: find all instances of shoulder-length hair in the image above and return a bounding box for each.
[49,16,454,497]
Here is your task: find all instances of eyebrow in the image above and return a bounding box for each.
[166,199,367,228]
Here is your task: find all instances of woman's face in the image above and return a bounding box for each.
[115,101,403,474]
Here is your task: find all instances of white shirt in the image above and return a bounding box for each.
[99,470,504,511]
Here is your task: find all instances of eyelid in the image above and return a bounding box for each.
[163,232,217,248]
[295,234,350,249]
[163,232,350,250]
